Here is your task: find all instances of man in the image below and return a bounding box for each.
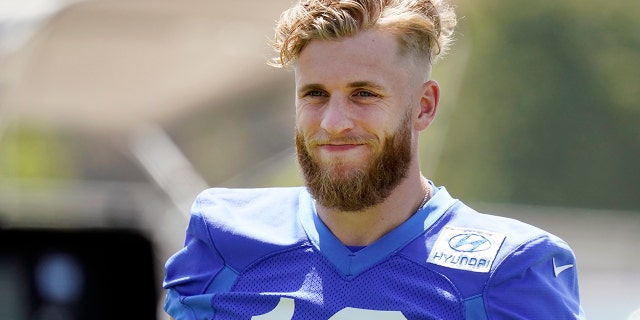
[163,0,586,318]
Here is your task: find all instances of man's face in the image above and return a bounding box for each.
[293,29,424,211]
[295,110,413,211]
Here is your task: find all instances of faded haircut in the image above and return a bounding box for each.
[270,0,457,69]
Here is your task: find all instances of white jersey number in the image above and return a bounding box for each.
[252,297,407,319]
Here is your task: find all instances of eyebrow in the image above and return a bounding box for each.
[348,81,386,92]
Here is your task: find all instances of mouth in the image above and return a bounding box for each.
[305,134,377,157]
[318,143,364,152]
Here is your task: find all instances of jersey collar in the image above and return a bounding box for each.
[298,185,458,278]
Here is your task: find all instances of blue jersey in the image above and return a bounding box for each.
[163,185,585,319]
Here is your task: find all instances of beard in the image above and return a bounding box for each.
[295,112,413,212]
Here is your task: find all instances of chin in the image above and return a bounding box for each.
[320,158,371,175]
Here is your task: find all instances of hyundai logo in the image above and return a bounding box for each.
[448,233,491,252]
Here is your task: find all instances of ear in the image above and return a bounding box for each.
[414,80,440,131]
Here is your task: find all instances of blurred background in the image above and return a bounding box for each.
[0,0,638,319]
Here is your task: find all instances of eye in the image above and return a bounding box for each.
[300,89,327,99]
[353,90,378,98]
[307,90,326,97]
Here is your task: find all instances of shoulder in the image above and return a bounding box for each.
[470,208,583,317]
[190,186,309,241]
[187,187,311,269]
[424,186,558,252]
[455,202,575,270]
[433,203,583,317]
[193,186,306,210]
[192,187,306,217]
[425,201,576,285]
[443,202,569,257]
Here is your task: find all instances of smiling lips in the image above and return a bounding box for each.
[310,136,377,156]
[318,143,365,152]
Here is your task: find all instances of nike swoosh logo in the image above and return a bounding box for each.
[553,258,574,277]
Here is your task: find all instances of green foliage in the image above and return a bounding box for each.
[431,0,640,210]
[0,124,80,180]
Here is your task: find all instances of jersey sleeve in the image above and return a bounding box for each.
[162,195,225,320]
[485,234,586,319]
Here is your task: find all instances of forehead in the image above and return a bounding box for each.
[294,29,409,85]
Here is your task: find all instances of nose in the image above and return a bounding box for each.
[320,96,354,135]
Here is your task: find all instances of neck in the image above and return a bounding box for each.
[315,171,430,246]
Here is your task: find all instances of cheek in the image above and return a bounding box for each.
[295,106,321,134]
[361,114,400,140]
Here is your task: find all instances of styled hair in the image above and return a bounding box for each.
[270,0,457,69]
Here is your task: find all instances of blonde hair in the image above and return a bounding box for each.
[270,0,457,69]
